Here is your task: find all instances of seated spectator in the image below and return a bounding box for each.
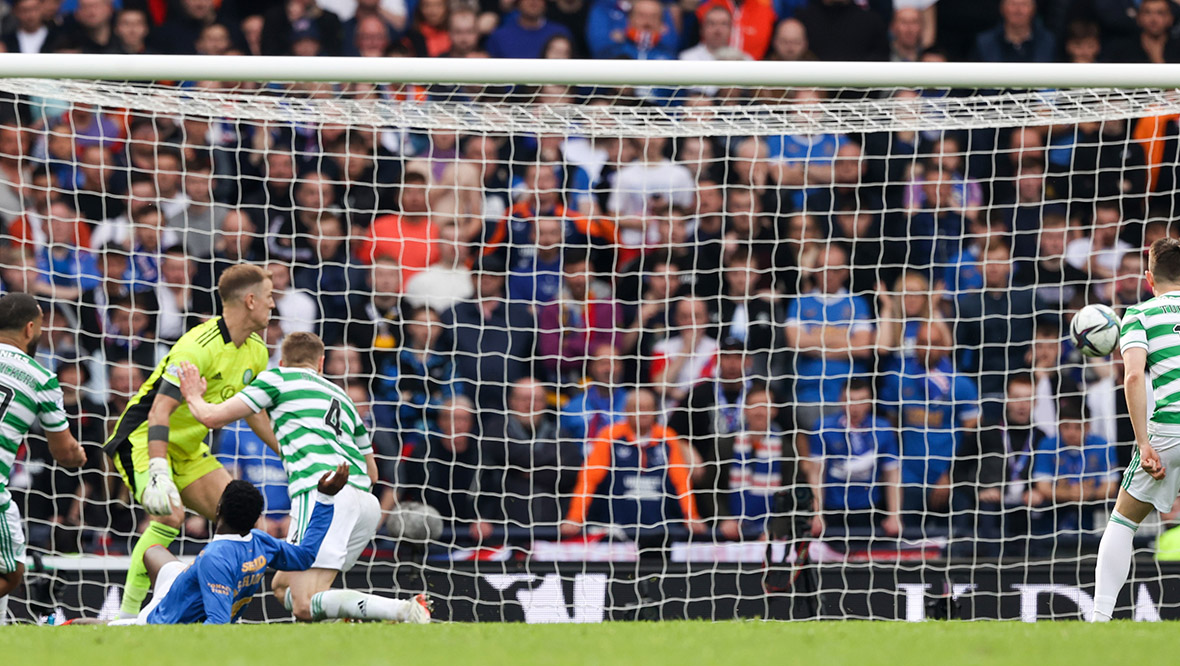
[1032,400,1119,534]
[398,395,485,533]
[650,298,719,406]
[4,163,57,253]
[680,3,745,62]
[345,14,395,57]
[177,156,226,259]
[267,261,318,337]
[561,389,705,537]
[560,342,631,443]
[443,6,483,58]
[477,379,582,536]
[355,257,404,357]
[155,246,212,343]
[807,378,900,537]
[1063,18,1101,64]
[1065,202,1132,304]
[1028,320,1081,438]
[77,243,133,355]
[971,0,1055,63]
[669,338,759,519]
[765,17,814,61]
[942,212,1008,300]
[103,293,161,369]
[713,250,784,376]
[216,420,291,538]
[323,343,369,389]
[585,0,677,59]
[507,216,564,305]
[607,136,693,252]
[361,171,438,286]
[1049,119,1147,217]
[1113,252,1151,316]
[717,384,796,540]
[262,0,343,56]
[901,166,968,271]
[126,201,169,292]
[876,269,952,374]
[36,200,101,302]
[150,0,236,54]
[403,222,475,314]
[795,0,888,61]
[293,212,369,346]
[113,7,150,54]
[4,0,58,54]
[767,89,847,209]
[889,7,923,62]
[1014,212,1087,318]
[487,0,571,58]
[537,250,623,383]
[437,254,536,412]
[347,382,401,518]
[595,0,677,60]
[904,136,982,224]
[952,241,1035,411]
[958,373,1047,553]
[401,0,451,56]
[784,243,874,431]
[882,321,980,529]
[695,0,777,60]
[1104,0,1180,64]
[193,209,262,300]
[374,305,454,454]
[58,0,119,53]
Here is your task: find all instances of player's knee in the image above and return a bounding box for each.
[0,565,24,597]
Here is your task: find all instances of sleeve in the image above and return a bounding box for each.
[808,429,824,461]
[879,374,900,417]
[1031,439,1057,480]
[34,376,70,432]
[850,295,874,334]
[878,426,900,470]
[1120,309,1148,353]
[564,434,614,524]
[267,497,336,571]
[664,432,701,522]
[161,336,211,389]
[236,370,279,413]
[784,295,801,327]
[955,376,981,425]
[196,554,238,625]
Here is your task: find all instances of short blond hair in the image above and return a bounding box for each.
[281,332,325,367]
[218,264,271,304]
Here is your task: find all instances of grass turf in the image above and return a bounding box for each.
[10,621,1170,666]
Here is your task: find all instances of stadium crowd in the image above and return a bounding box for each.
[0,0,1178,560]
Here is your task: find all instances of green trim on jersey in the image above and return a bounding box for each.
[0,343,69,509]
[1121,294,1180,427]
[237,366,372,498]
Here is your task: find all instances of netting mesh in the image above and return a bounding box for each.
[0,76,1176,622]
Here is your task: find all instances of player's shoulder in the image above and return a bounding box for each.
[175,317,225,351]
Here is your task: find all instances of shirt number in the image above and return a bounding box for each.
[0,385,13,420]
[324,398,343,437]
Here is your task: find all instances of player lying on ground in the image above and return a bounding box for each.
[177,332,429,623]
[102,264,275,618]
[1093,237,1180,621]
[0,294,87,623]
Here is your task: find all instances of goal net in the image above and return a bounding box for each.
[0,59,1177,622]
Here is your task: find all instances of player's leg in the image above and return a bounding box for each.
[143,544,181,587]
[1092,469,1159,622]
[275,489,429,623]
[116,452,185,618]
[0,501,26,624]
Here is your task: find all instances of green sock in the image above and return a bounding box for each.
[121,522,180,616]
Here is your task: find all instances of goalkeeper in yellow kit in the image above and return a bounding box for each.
[103,264,276,618]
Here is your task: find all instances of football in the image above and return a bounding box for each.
[385,502,444,543]
[1070,304,1121,358]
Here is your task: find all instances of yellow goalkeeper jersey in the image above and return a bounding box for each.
[103,316,269,467]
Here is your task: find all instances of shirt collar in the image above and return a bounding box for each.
[212,532,253,542]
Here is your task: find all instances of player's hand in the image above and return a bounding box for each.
[881,514,901,537]
[559,520,582,538]
[141,458,181,515]
[977,487,1003,504]
[316,462,351,496]
[176,362,207,401]
[1141,445,1166,480]
[687,518,707,536]
[718,518,741,541]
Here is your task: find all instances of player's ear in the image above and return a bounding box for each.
[317,355,325,373]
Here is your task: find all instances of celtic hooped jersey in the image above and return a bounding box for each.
[1120,292,1180,438]
[0,343,69,509]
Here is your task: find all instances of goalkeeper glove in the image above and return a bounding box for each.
[141,457,181,516]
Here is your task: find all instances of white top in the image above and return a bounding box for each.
[275,289,318,336]
[607,160,696,247]
[1064,237,1132,301]
[403,265,474,313]
[17,27,48,54]
[316,0,405,21]
[892,0,937,8]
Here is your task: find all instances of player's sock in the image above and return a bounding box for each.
[120,522,180,617]
[0,595,8,625]
[282,588,294,612]
[310,590,413,622]
[1093,510,1138,622]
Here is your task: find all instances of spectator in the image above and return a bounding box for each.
[594,0,677,60]
[324,344,369,389]
[890,7,923,62]
[559,341,630,443]
[401,0,451,56]
[155,246,212,343]
[713,250,784,374]
[437,254,536,412]
[36,200,100,302]
[1065,203,1132,303]
[942,212,1007,300]
[1112,252,1151,316]
[113,7,150,54]
[876,269,952,374]
[487,0,570,58]
[262,0,343,56]
[151,0,233,54]
[403,222,476,314]
[361,171,438,286]
[398,395,485,531]
[541,32,574,58]
[4,0,57,53]
[177,156,227,259]
[1063,19,1101,64]
[900,166,967,272]
[882,321,980,528]
[1050,119,1147,215]
[267,261,318,337]
[971,0,1055,63]
[77,243,133,355]
[952,241,1035,409]
[718,385,797,539]
[293,212,368,346]
[194,22,232,55]
[680,3,741,61]
[1032,400,1119,534]
[103,293,161,369]
[343,0,399,55]
[1013,213,1085,318]
[607,136,693,250]
[585,0,676,59]
[192,209,261,299]
[696,0,777,61]
[668,337,759,518]
[106,360,144,427]
[507,216,564,305]
[59,0,118,53]
[1027,320,1081,439]
[795,0,888,61]
[477,378,582,535]
[358,257,405,355]
[126,201,168,292]
[216,420,291,538]
[375,305,454,454]
[561,389,705,537]
[806,378,901,537]
[767,89,847,209]
[536,250,623,382]
[784,243,874,431]
[443,6,482,57]
[765,17,814,61]
[1104,0,1180,64]
[650,298,719,406]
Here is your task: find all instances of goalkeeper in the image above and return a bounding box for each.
[103,264,275,619]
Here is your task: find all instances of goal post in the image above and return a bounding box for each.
[0,55,1178,622]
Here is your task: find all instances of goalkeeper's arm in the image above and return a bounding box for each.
[143,387,184,515]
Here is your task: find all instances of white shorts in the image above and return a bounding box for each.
[110,560,186,626]
[1123,436,1180,512]
[286,485,380,572]
[0,502,25,575]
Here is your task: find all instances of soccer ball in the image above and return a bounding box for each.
[1071,304,1121,358]
[385,502,443,543]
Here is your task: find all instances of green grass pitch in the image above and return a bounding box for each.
[11,621,1170,666]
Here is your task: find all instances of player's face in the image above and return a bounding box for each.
[25,308,43,356]
[250,279,275,328]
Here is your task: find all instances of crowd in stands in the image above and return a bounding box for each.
[1,0,1180,559]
